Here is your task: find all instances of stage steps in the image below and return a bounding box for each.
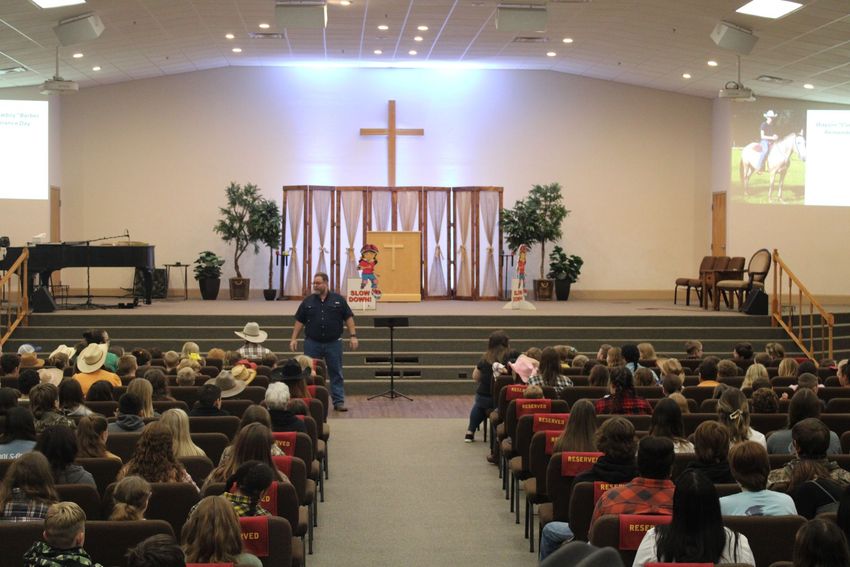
[7,312,847,395]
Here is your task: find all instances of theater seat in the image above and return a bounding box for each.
[723,514,805,567]
[238,516,295,567]
[86,520,174,567]
[105,481,200,537]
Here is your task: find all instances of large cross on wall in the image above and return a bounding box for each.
[359,100,424,187]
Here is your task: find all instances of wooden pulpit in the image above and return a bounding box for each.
[366,231,421,302]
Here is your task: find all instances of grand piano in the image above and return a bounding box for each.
[0,243,155,304]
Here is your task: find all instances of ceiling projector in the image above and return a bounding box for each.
[719,81,755,102]
[40,77,79,95]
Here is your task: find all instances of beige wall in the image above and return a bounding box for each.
[22,67,713,292]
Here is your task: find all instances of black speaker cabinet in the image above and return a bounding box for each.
[742,288,768,315]
[32,287,57,313]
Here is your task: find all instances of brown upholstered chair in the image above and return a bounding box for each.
[723,514,805,567]
[104,481,199,537]
[524,429,566,551]
[674,255,715,306]
[152,400,190,413]
[589,514,671,566]
[238,516,295,567]
[191,432,230,464]
[220,398,254,418]
[714,248,771,310]
[179,455,214,486]
[56,483,103,520]
[188,416,240,439]
[76,457,123,496]
[106,432,142,461]
[86,400,119,416]
[271,455,312,553]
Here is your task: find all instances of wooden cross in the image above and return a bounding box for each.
[359,100,424,187]
[381,235,406,270]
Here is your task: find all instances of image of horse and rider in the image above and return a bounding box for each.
[734,109,807,204]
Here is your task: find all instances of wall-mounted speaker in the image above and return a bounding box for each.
[53,12,105,46]
[275,1,328,29]
[495,5,548,33]
[711,21,758,55]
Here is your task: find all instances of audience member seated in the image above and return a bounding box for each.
[76,415,121,461]
[22,502,102,566]
[181,495,262,567]
[18,369,40,402]
[235,321,273,360]
[181,341,203,364]
[540,416,638,559]
[778,357,799,378]
[684,340,703,359]
[622,344,658,384]
[108,393,146,433]
[751,387,780,413]
[594,367,652,415]
[588,365,609,387]
[659,358,685,380]
[682,421,736,484]
[528,347,574,394]
[73,343,121,395]
[768,389,840,455]
[522,385,544,399]
[189,384,230,417]
[712,382,732,400]
[797,360,819,378]
[720,441,797,516]
[754,352,772,367]
[464,330,511,444]
[126,534,185,567]
[552,399,597,453]
[633,367,657,387]
[36,424,96,487]
[109,475,152,521]
[160,408,206,458]
[203,423,287,492]
[595,344,612,362]
[0,451,58,521]
[649,398,694,453]
[637,342,656,364]
[271,359,311,398]
[697,359,720,388]
[717,387,766,448]
[163,351,180,373]
[0,387,19,415]
[571,354,589,371]
[765,342,785,362]
[85,380,115,402]
[146,368,175,402]
[30,383,75,434]
[661,375,683,397]
[751,376,772,392]
[117,422,197,490]
[117,354,138,382]
[633,470,754,566]
[0,352,20,378]
[668,393,690,415]
[205,372,247,401]
[768,418,850,499]
[59,379,94,418]
[838,359,849,387]
[0,406,36,460]
[717,359,740,381]
[176,367,196,386]
[742,362,768,389]
[606,347,624,368]
[127,378,159,419]
[206,348,226,367]
[224,460,275,517]
[131,348,152,368]
[792,518,850,567]
[732,342,754,366]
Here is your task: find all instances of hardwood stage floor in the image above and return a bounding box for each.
[328,395,473,418]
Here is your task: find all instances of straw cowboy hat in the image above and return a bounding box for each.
[270,359,311,383]
[235,322,268,344]
[19,352,44,369]
[49,345,76,360]
[230,364,257,386]
[205,371,247,398]
[763,110,778,119]
[77,343,109,373]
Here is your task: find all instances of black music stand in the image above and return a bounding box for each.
[367,316,413,401]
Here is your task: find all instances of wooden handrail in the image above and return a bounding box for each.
[0,247,29,348]
[771,249,833,360]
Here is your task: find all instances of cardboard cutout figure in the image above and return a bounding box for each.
[358,243,382,299]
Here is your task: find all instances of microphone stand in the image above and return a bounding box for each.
[77,232,131,310]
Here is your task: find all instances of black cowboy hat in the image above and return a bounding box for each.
[270,358,311,383]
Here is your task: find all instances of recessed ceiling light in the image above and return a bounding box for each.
[804,83,814,89]
[736,0,803,19]
[232,47,242,53]
[341,0,351,5]
[546,51,556,57]
[72,52,83,58]
[378,24,389,31]
[258,23,270,29]
[562,37,573,44]
[682,73,692,79]
[414,36,423,42]
[92,66,101,71]
[707,60,718,67]
[373,49,383,55]
[29,0,86,8]
[408,50,417,56]
[225,33,235,40]
[417,25,428,31]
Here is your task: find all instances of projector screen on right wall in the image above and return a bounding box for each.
[729,104,850,207]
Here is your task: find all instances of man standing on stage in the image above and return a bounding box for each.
[290,272,358,412]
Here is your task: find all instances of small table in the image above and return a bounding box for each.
[164,263,189,300]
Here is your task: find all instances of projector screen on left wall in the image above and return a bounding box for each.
[0,99,48,200]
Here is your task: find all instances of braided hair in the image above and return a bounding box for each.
[224,460,274,516]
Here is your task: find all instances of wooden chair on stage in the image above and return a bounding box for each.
[714,249,771,311]
[673,255,717,305]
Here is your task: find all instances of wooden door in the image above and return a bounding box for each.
[711,192,726,256]
[49,186,60,242]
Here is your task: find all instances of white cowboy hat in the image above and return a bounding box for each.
[763,110,778,118]
[49,345,76,360]
[235,322,268,344]
[77,343,109,373]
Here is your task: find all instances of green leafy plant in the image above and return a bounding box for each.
[501,182,570,279]
[213,182,264,279]
[193,251,225,280]
[547,245,583,283]
[253,198,283,289]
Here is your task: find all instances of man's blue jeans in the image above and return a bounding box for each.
[540,522,574,560]
[305,337,345,406]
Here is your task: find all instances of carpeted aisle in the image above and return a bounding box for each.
[310,418,539,567]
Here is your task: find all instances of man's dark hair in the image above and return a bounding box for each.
[621,344,640,364]
[82,329,108,345]
[792,417,830,458]
[18,369,40,395]
[797,360,818,377]
[126,534,185,567]
[314,272,329,283]
[595,416,637,461]
[131,348,152,367]
[636,436,674,479]
[197,384,222,408]
[734,342,754,360]
[0,353,20,374]
[118,392,143,416]
[35,424,78,470]
[698,359,718,381]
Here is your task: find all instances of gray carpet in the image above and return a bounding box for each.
[310,418,539,567]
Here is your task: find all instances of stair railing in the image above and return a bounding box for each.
[771,249,833,360]
[0,248,29,349]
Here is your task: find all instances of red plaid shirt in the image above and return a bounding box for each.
[594,391,652,415]
[589,477,674,535]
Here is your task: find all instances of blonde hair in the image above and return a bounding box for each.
[523,385,544,399]
[294,355,314,372]
[637,342,657,361]
[127,378,155,419]
[778,357,799,377]
[177,358,201,372]
[743,363,769,389]
[181,496,245,563]
[668,393,690,414]
[176,367,197,386]
[717,388,752,444]
[207,348,226,361]
[163,351,180,369]
[181,342,200,358]
[44,502,86,548]
[660,358,685,378]
[606,347,624,367]
[110,475,151,521]
[160,408,206,458]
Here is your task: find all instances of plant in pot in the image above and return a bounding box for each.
[548,245,583,301]
[193,251,225,300]
[213,182,263,300]
[253,197,283,301]
[501,182,570,300]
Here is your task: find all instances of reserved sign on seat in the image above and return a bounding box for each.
[239,516,270,557]
[618,514,672,550]
[560,452,603,476]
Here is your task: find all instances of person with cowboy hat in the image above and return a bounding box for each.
[72,343,121,396]
[757,110,780,173]
[290,272,358,412]
[235,322,273,360]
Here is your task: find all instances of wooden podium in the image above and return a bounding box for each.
[366,231,421,302]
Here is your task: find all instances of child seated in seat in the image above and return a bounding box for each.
[23,501,104,567]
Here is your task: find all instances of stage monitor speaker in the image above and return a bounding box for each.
[32,287,57,313]
[495,5,548,33]
[275,1,327,29]
[741,288,768,315]
[711,21,758,55]
[53,12,105,46]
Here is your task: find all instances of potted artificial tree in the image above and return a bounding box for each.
[501,182,570,300]
[548,245,583,301]
[254,198,283,301]
[213,182,263,300]
[193,251,225,300]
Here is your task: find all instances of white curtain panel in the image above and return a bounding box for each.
[284,190,305,296]
[340,191,363,284]
[371,191,392,231]
[479,191,499,297]
[427,191,448,296]
[398,191,419,231]
[312,191,332,275]
[456,191,472,296]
